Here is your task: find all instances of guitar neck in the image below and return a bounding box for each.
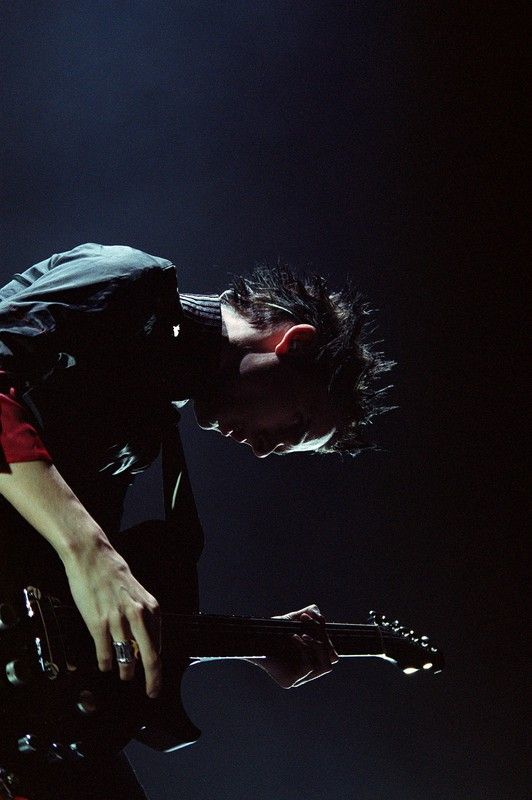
[164,614,384,659]
[49,602,444,673]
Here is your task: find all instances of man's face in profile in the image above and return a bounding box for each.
[194,351,337,457]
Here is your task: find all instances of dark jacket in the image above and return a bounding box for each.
[0,243,188,522]
[0,243,204,605]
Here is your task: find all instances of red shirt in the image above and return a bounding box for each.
[0,370,52,468]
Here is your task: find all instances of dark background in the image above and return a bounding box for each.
[1,2,526,798]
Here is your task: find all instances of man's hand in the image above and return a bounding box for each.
[0,461,162,699]
[63,539,162,698]
[247,604,339,688]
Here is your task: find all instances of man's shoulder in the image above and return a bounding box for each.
[51,242,175,277]
[8,243,179,304]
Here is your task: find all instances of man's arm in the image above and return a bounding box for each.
[0,459,162,697]
[0,244,179,697]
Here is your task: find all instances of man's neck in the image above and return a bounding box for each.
[171,294,223,401]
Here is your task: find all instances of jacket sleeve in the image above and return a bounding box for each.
[0,243,179,468]
[0,243,177,381]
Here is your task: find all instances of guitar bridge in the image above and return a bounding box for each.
[23,586,62,680]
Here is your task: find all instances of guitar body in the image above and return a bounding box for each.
[0,515,202,782]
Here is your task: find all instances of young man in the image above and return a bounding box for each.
[0,243,393,799]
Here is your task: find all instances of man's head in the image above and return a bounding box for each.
[193,264,395,457]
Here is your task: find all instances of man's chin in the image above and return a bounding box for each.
[192,401,218,431]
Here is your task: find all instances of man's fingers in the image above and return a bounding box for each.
[92,622,113,673]
[290,634,314,686]
[110,618,136,682]
[268,604,338,689]
[301,633,334,673]
[128,607,162,698]
[295,634,333,677]
[300,608,339,665]
[277,605,321,621]
[291,634,333,687]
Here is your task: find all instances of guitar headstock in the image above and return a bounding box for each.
[368,611,444,674]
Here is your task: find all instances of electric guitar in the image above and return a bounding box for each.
[0,520,443,797]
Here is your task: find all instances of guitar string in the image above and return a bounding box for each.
[53,608,394,638]
[52,608,416,653]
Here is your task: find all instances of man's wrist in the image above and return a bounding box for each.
[56,519,112,565]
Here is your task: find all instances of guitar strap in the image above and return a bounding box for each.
[117,401,204,630]
[161,402,205,572]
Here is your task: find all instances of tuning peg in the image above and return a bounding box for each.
[0,768,21,797]
[44,661,60,680]
[76,689,97,715]
[0,767,20,791]
[392,624,404,633]
[421,636,429,647]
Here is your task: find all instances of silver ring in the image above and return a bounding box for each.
[112,640,137,664]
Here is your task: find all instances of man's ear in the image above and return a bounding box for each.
[274,324,317,357]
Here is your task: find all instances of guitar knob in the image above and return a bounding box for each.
[0,602,19,630]
[76,689,97,715]
[0,767,20,792]
[44,661,60,680]
[68,742,87,761]
[18,734,39,754]
[46,743,66,763]
[5,658,31,686]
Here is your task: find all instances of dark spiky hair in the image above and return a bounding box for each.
[223,263,396,456]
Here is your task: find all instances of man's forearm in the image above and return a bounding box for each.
[0,460,110,562]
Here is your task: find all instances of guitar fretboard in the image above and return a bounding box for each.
[161,614,384,658]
